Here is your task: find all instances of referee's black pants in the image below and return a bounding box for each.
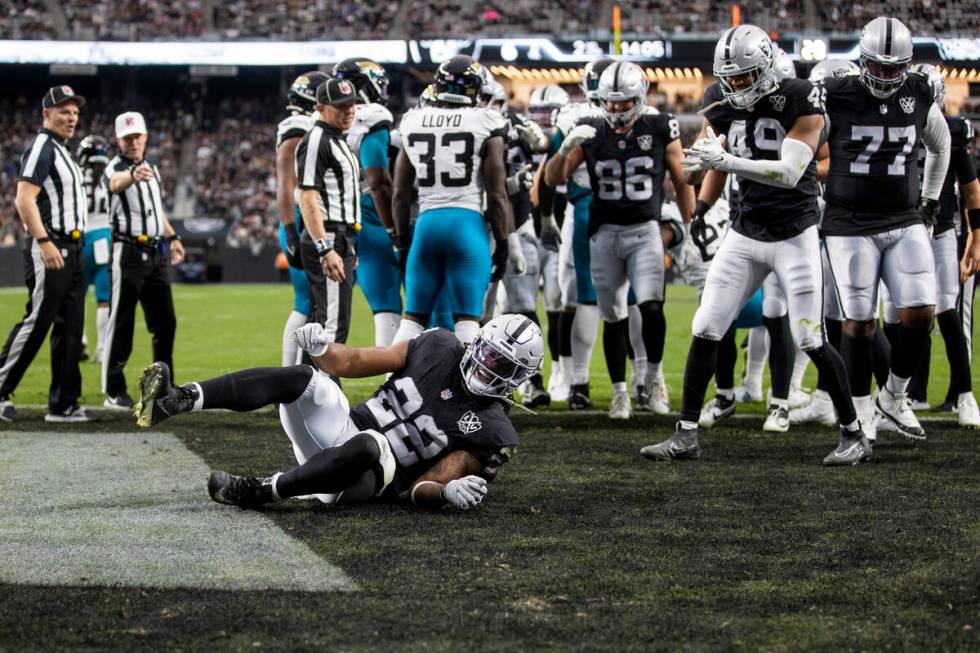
[300,230,355,345]
[0,237,84,412]
[102,240,176,398]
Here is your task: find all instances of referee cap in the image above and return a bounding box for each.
[115,111,147,138]
[42,85,86,109]
[316,78,357,106]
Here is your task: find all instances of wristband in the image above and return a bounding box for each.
[166,234,181,243]
[36,236,51,244]
[314,238,333,257]
[968,208,980,231]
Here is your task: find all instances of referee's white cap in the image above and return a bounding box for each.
[115,111,147,138]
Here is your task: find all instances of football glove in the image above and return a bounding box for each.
[490,237,509,282]
[442,475,488,510]
[920,197,939,230]
[558,124,596,157]
[293,322,330,357]
[515,121,549,152]
[682,127,731,174]
[283,225,303,270]
[540,212,561,252]
[689,199,712,261]
[506,164,534,196]
[507,231,527,276]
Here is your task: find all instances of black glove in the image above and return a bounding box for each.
[689,199,712,259]
[920,197,939,229]
[490,237,509,283]
[283,224,303,270]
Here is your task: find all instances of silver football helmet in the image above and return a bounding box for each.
[910,63,946,108]
[712,24,778,109]
[808,58,859,82]
[480,79,508,113]
[597,61,649,129]
[773,48,796,81]
[460,314,544,399]
[858,17,913,99]
[527,84,569,130]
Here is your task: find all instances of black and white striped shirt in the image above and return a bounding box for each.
[295,120,360,226]
[18,128,87,235]
[102,156,166,238]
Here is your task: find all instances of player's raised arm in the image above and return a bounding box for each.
[294,323,408,377]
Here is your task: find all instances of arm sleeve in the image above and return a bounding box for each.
[952,145,978,187]
[921,102,951,201]
[359,128,390,170]
[295,131,327,191]
[727,137,815,189]
[18,137,53,186]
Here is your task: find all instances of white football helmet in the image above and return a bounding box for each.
[480,79,508,113]
[528,84,569,130]
[808,58,859,82]
[858,17,913,99]
[460,314,544,399]
[597,61,648,129]
[910,63,946,108]
[712,24,778,109]
[773,48,796,81]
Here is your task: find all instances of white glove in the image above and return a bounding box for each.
[293,322,330,357]
[516,121,549,152]
[505,164,534,196]
[540,212,561,252]
[507,231,527,276]
[558,124,596,157]
[681,127,731,174]
[442,475,488,510]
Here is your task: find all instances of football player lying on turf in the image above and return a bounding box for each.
[134,314,543,511]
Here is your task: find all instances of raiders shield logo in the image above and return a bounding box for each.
[768,94,786,112]
[899,96,915,114]
[880,104,888,115]
[637,134,653,151]
[458,410,482,435]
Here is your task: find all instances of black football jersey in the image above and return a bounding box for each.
[349,329,518,495]
[821,73,935,236]
[578,110,677,234]
[936,115,977,234]
[702,78,822,241]
[506,112,535,229]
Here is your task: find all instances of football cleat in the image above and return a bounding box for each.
[789,387,811,410]
[930,401,956,414]
[0,399,16,423]
[522,375,551,409]
[789,390,837,426]
[909,399,931,411]
[823,427,873,466]
[135,362,198,428]
[103,391,135,411]
[45,405,99,423]
[608,391,632,420]
[648,376,670,415]
[567,383,592,410]
[547,363,570,403]
[640,423,701,461]
[699,394,736,428]
[208,471,275,508]
[734,382,763,403]
[875,387,926,440]
[762,405,790,433]
[958,393,980,429]
[634,384,651,411]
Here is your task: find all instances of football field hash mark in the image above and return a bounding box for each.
[0,431,356,592]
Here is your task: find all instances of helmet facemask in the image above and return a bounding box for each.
[859,55,909,99]
[600,96,643,129]
[460,335,538,399]
[716,64,777,110]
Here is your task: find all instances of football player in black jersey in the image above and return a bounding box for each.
[134,314,543,511]
[641,25,870,465]
[820,17,951,440]
[544,61,695,420]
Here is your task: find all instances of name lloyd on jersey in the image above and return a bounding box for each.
[421,113,464,128]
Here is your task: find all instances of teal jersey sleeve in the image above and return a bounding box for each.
[548,129,563,157]
[360,128,390,170]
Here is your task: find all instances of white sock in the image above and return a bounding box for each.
[770,398,789,410]
[559,355,573,379]
[718,388,734,400]
[959,391,974,404]
[572,304,599,385]
[190,382,204,411]
[95,306,109,352]
[281,310,308,367]
[744,326,769,387]
[270,472,283,500]
[612,382,627,395]
[853,395,871,416]
[454,319,480,345]
[393,319,425,345]
[885,372,909,397]
[790,345,809,391]
[648,361,663,382]
[373,312,400,348]
[679,420,698,431]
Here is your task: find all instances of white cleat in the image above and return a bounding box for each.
[648,376,670,415]
[608,391,632,420]
[875,387,926,440]
[958,392,980,429]
[547,364,570,403]
[734,382,763,403]
[699,395,736,428]
[789,387,811,410]
[763,405,790,433]
[788,390,837,426]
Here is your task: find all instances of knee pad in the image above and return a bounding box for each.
[691,308,725,341]
[762,296,787,319]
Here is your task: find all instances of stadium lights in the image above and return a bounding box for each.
[490,65,702,82]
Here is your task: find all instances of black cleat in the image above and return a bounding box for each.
[930,401,956,414]
[567,383,592,410]
[640,422,701,461]
[135,362,198,428]
[522,375,551,409]
[208,471,275,508]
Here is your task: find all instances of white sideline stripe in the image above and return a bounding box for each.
[0,431,356,592]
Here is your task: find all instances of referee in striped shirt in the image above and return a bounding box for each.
[296,78,361,347]
[100,111,185,410]
[0,85,95,423]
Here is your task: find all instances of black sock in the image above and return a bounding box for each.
[546,311,560,364]
[891,323,931,380]
[602,318,629,384]
[639,300,666,366]
[817,319,842,393]
[841,333,874,398]
[276,433,382,498]
[871,327,892,390]
[907,330,931,401]
[716,324,738,390]
[680,336,721,423]
[938,309,972,393]
[806,345,857,425]
[763,315,794,401]
[883,321,900,347]
[559,309,574,358]
[200,366,313,411]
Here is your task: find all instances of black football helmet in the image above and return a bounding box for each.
[581,56,615,106]
[333,58,389,105]
[287,70,330,113]
[434,55,484,106]
[76,134,110,168]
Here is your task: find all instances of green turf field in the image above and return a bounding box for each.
[1,282,979,651]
